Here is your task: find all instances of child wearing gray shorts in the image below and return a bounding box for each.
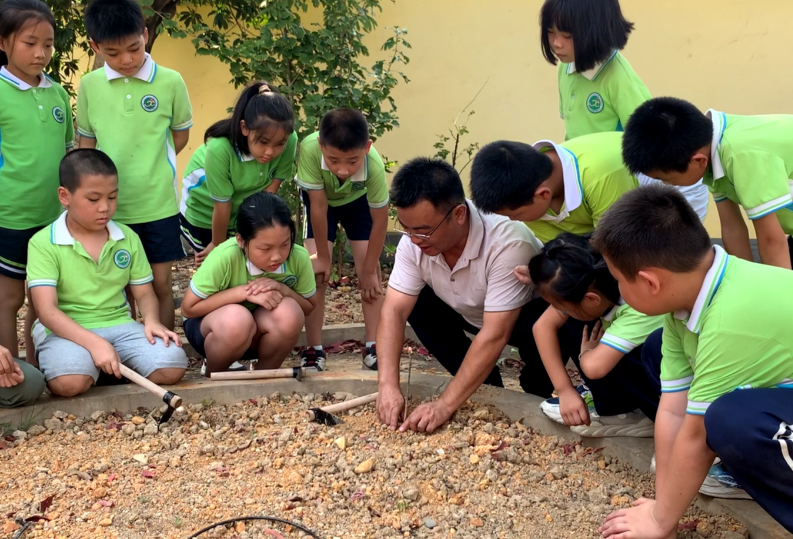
[27,150,188,398]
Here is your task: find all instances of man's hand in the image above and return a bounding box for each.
[581,321,605,353]
[144,321,182,347]
[195,242,216,267]
[600,498,676,539]
[513,265,532,286]
[245,277,281,296]
[399,400,454,433]
[312,256,331,285]
[559,385,591,426]
[248,290,283,310]
[358,266,382,304]
[377,384,406,430]
[89,338,122,378]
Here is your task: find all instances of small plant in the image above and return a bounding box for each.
[433,80,488,174]
[137,496,151,504]
[396,500,410,512]
[173,516,183,528]
[17,407,46,432]
[201,398,215,407]
[0,422,12,436]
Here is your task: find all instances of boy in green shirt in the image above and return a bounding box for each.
[78,0,193,330]
[469,132,638,243]
[27,150,187,398]
[622,96,793,270]
[593,184,793,537]
[295,108,389,371]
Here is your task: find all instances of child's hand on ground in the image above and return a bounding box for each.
[144,321,182,347]
[195,242,216,267]
[600,498,674,539]
[312,256,331,285]
[245,277,281,296]
[559,385,591,426]
[89,339,122,378]
[513,265,532,286]
[358,267,382,303]
[581,321,605,353]
[248,290,283,310]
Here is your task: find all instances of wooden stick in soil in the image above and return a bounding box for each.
[119,364,182,411]
[306,392,378,424]
[210,367,306,381]
[404,349,413,421]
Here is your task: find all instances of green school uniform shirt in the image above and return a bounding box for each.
[526,132,639,244]
[558,51,651,141]
[660,246,793,415]
[188,237,316,312]
[705,110,793,233]
[76,53,193,224]
[600,300,664,354]
[0,67,74,230]
[27,212,153,330]
[180,133,298,230]
[294,132,389,208]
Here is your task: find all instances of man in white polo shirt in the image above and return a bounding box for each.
[376,157,551,433]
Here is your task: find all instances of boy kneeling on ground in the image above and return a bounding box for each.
[28,150,188,397]
[594,185,793,537]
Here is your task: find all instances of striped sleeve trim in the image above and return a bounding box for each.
[65,141,75,150]
[190,281,209,300]
[711,192,728,202]
[28,279,57,288]
[600,333,637,354]
[210,194,232,203]
[295,177,325,190]
[77,127,95,138]
[368,198,390,209]
[129,275,154,286]
[301,289,317,299]
[661,375,693,393]
[171,119,193,131]
[686,400,711,415]
[745,195,793,220]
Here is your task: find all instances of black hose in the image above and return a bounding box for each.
[184,515,321,539]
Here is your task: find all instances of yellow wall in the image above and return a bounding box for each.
[151,0,793,237]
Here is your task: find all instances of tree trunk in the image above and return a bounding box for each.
[145,0,179,53]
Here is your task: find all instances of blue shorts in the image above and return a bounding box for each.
[183,316,258,361]
[126,215,186,264]
[0,225,44,280]
[178,214,213,252]
[301,190,373,242]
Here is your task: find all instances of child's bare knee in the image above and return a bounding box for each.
[0,283,26,311]
[47,375,93,397]
[274,298,305,335]
[148,368,185,385]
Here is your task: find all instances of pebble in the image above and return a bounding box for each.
[423,517,437,529]
[131,416,146,425]
[470,517,484,527]
[98,517,113,527]
[469,455,479,465]
[90,410,106,421]
[44,418,62,431]
[143,423,159,436]
[354,458,376,474]
[402,488,419,501]
[132,454,148,465]
[334,437,346,450]
[199,421,210,430]
[696,521,712,537]
[122,424,136,436]
[54,410,69,419]
[12,430,27,440]
[27,425,46,437]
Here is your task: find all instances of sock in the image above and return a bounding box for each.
[365,341,375,349]
[313,345,323,351]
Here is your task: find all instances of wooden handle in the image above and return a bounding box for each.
[320,392,378,414]
[120,364,182,408]
[210,367,304,381]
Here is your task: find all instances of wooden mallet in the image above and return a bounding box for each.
[119,364,183,424]
[306,392,378,425]
[209,367,306,382]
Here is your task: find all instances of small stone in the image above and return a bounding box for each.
[131,416,145,425]
[402,488,419,502]
[423,518,437,529]
[334,437,346,450]
[470,518,484,528]
[549,466,566,480]
[132,430,143,440]
[92,487,108,499]
[354,458,376,474]
[473,409,489,419]
[53,410,68,419]
[469,454,479,465]
[90,410,106,421]
[98,517,113,527]
[122,424,136,436]
[2,521,20,534]
[132,454,148,465]
[201,445,214,455]
[169,457,181,467]
[208,461,225,470]
[199,421,210,430]
[696,521,712,538]
[247,410,260,420]
[273,414,282,424]
[143,423,158,436]
[485,469,498,482]
[27,425,46,437]
[44,418,62,431]
[286,470,303,484]
[12,430,27,440]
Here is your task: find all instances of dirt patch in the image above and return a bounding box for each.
[0,396,745,539]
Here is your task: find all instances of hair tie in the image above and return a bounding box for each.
[258,84,272,95]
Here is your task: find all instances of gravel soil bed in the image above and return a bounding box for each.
[1,396,745,539]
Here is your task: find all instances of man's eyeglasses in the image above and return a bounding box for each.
[395,204,463,240]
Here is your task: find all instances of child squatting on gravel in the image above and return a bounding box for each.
[27,150,188,398]
[181,192,318,375]
[527,233,662,438]
[594,185,793,537]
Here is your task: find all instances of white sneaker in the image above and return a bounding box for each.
[200,359,246,377]
[539,385,594,425]
[569,411,654,438]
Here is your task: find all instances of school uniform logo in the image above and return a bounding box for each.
[282,275,298,289]
[114,249,131,269]
[52,107,65,123]
[351,182,365,191]
[141,95,159,113]
[586,92,604,113]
